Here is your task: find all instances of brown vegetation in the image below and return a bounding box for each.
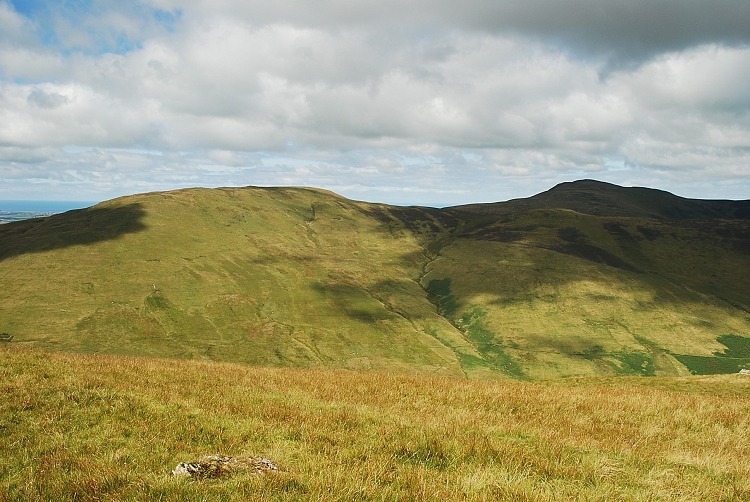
[2,347,750,500]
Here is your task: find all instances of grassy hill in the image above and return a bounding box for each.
[2,347,750,500]
[0,187,468,375]
[1,180,749,378]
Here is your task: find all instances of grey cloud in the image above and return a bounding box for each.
[175,0,750,68]
[455,0,750,69]
[0,146,55,164]
[27,89,69,109]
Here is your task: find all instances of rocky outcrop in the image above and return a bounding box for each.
[172,455,279,479]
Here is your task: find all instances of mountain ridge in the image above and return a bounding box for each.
[1,180,748,378]
[452,179,750,219]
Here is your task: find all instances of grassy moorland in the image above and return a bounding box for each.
[2,347,750,500]
[0,180,749,378]
[427,209,750,378]
[0,186,467,375]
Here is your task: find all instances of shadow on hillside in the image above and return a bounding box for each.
[0,203,147,261]
[386,212,750,321]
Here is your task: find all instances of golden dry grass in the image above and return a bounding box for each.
[2,346,750,500]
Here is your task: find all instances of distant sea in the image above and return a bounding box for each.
[0,201,97,224]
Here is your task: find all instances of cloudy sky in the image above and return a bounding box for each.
[1,0,749,206]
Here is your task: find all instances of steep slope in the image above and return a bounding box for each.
[1,181,749,378]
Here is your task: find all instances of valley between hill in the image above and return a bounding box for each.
[1,180,749,378]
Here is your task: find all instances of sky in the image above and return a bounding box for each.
[1,0,749,206]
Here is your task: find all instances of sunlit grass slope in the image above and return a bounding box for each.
[2,347,750,500]
[0,186,468,375]
[0,180,748,378]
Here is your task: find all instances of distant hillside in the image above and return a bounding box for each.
[455,179,750,219]
[1,181,749,378]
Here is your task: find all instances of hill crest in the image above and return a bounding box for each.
[1,180,748,379]
[453,179,750,220]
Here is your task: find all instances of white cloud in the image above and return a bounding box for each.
[1,0,750,204]
[0,81,159,148]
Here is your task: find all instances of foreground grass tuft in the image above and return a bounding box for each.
[3,347,750,500]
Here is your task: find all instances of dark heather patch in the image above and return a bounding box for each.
[636,225,663,241]
[553,227,640,272]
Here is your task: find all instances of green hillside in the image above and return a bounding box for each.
[1,181,749,378]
